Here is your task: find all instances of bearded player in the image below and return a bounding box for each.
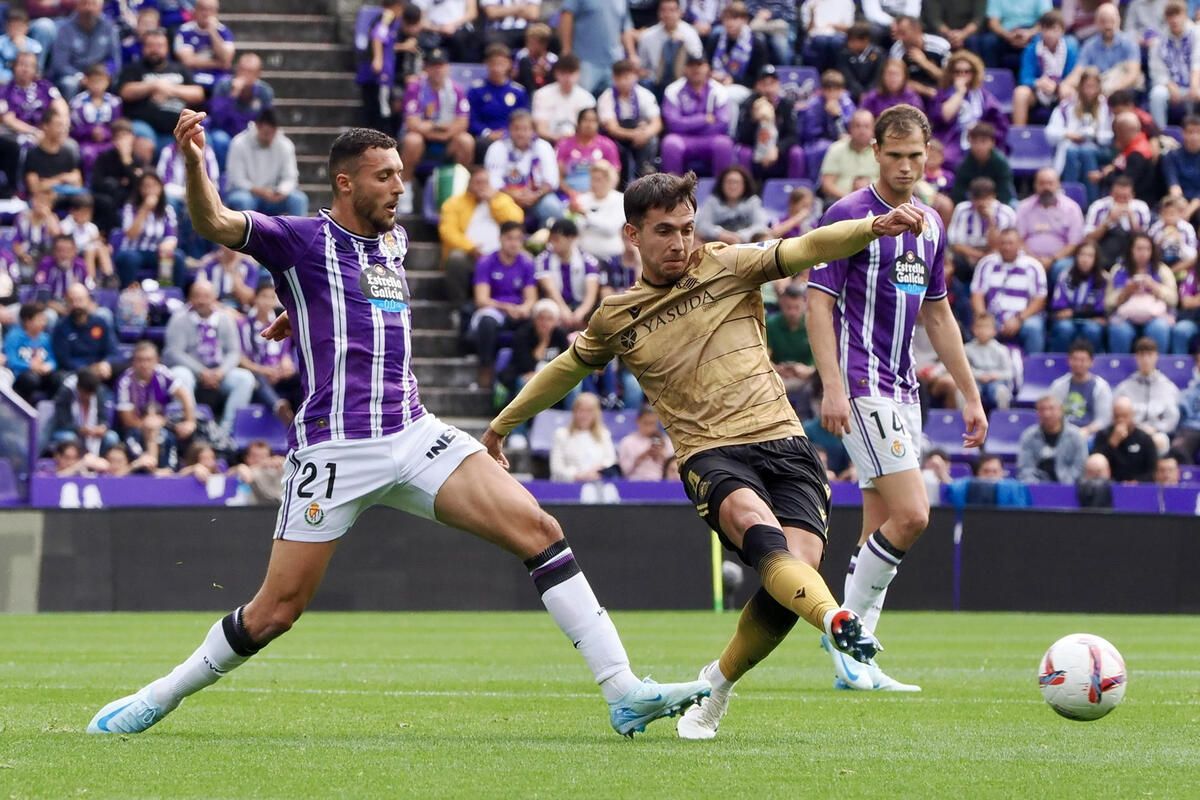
[807,104,988,693]
[481,169,928,740]
[86,110,712,739]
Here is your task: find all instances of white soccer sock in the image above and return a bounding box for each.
[706,661,735,694]
[149,618,251,710]
[541,572,639,702]
[844,531,903,633]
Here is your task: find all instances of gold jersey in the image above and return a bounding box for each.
[571,239,805,463]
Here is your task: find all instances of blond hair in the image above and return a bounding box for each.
[569,392,608,442]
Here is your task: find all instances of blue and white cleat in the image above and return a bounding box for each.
[832,659,922,692]
[87,686,169,734]
[821,634,875,691]
[609,677,711,738]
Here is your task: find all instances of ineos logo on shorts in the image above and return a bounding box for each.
[425,429,458,459]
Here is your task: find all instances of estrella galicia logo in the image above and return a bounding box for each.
[619,328,638,351]
[889,250,930,296]
[359,263,409,313]
[676,276,698,291]
[627,305,642,320]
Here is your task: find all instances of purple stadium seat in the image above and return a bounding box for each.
[984,68,1015,114]
[1016,353,1069,405]
[1162,486,1200,512]
[985,408,1039,457]
[925,409,968,459]
[354,5,382,54]
[1006,126,1052,177]
[1164,125,1184,144]
[694,177,716,208]
[449,62,489,90]
[1091,353,1136,386]
[495,347,513,376]
[948,460,973,479]
[1111,484,1160,512]
[604,410,638,443]
[93,288,119,314]
[529,409,570,457]
[762,178,808,219]
[1062,181,1087,210]
[232,405,288,452]
[803,139,831,184]
[1178,465,1200,484]
[422,178,440,224]
[1159,354,1195,389]
[1027,483,1079,509]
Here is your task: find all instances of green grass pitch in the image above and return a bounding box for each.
[2,611,1197,799]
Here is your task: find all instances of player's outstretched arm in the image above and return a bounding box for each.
[778,203,926,275]
[175,109,247,248]
[806,288,852,435]
[921,298,988,448]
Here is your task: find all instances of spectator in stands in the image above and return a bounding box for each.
[1018,394,1088,482]
[119,5,159,66]
[1060,0,1102,43]
[0,10,46,84]
[1060,3,1140,100]
[439,165,524,308]
[1092,111,1157,199]
[33,235,91,314]
[102,441,165,476]
[617,405,674,480]
[1,51,68,144]
[1050,338,1114,435]
[555,108,619,210]
[1105,232,1178,353]
[734,65,798,182]
[25,108,84,198]
[117,28,205,150]
[1173,257,1200,354]
[819,109,878,202]
[68,63,121,179]
[197,245,258,312]
[1082,452,1112,483]
[637,0,703,97]
[500,297,572,413]
[575,161,624,261]
[1016,168,1085,284]
[468,44,530,160]
[860,0,922,47]
[207,53,274,167]
[983,0,1049,73]
[357,0,404,134]
[922,0,987,62]
[965,312,1014,409]
[950,122,1014,205]
[1093,395,1158,481]
[746,0,797,66]
[949,176,1016,277]
[177,441,220,483]
[469,220,537,388]
[835,23,884,102]
[1151,195,1198,280]
[1107,89,1159,141]
[4,303,59,403]
[172,0,235,93]
[414,0,480,63]
[599,227,642,300]
[531,55,597,148]
[888,15,950,103]
[1085,176,1151,268]
[534,218,600,330]
[159,130,221,237]
[768,186,821,239]
[1013,11,1077,127]
[971,227,1048,353]
[932,50,1008,171]
[239,284,301,424]
[224,109,308,220]
[513,22,557,96]
[47,0,120,99]
[1165,115,1200,223]
[1147,2,1200,130]
[116,340,197,443]
[549,391,616,482]
[1046,67,1112,207]
[1170,353,1200,461]
[14,187,60,272]
[597,59,662,180]
[766,283,815,417]
[1123,0,1168,50]
[397,49,473,213]
[801,70,856,145]
[558,0,636,95]
[800,0,854,73]
[51,438,110,476]
[114,172,184,288]
[480,0,540,50]
[696,165,768,244]
[1114,337,1181,453]
[90,118,146,236]
[164,279,255,434]
[859,58,924,121]
[483,108,562,229]
[227,439,285,503]
[1049,241,1108,352]
[52,283,119,381]
[660,55,734,177]
[705,3,768,113]
[1154,456,1181,486]
[52,366,118,453]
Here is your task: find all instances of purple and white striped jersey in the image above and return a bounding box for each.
[947,200,1017,250]
[969,250,1048,324]
[235,209,424,450]
[0,79,60,127]
[69,91,122,143]
[173,21,235,87]
[239,314,291,368]
[117,203,179,252]
[1084,196,1152,235]
[33,256,91,298]
[198,250,260,305]
[115,363,179,415]
[809,185,947,404]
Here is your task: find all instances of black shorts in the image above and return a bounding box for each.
[680,435,831,566]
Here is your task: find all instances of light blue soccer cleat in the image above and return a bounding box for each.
[608,677,711,737]
[821,633,876,691]
[830,657,923,692]
[87,686,169,734]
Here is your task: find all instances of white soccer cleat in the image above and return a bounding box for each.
[676,661,733,740]
[820,634,875,691]
[86,685,170,734]
[862,660,922,692]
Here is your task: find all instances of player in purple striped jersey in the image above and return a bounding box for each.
[807,105,989,692]
[87,111,711,739]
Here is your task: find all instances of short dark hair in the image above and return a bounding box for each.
[499,220,524,236]
[1112,175,1135,190]
[847,21,871,40]
[54,439,81,458]
[111,117,133,135]
[76,367,101,395]
[1108,89,1135,108]
[874,104,931,146]
[143,27,169,41]
[968,176,997,200]
[1134,336,1159,354]
[327,127,397,192]
[68,193,94,210]
[712,164,757,202]
[18,303,44,324]
[483,43,512,61]
[1038,9,1064,28]
[53,233,75,247]
[1069,339,1095,357]
[975,454,1004,475]
[85,62,108,79]
[401,2,422,24]
[256,108,278,128]
[1184,114,1200,129]
[555,53,581,74]
[781,283,805,300]
[7,8,29,23]
[623,171,697,228]
[967,121,996,141]
[612,59,637,77]
[549,218,579,237]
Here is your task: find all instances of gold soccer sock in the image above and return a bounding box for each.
[740,524,838,631]
[717,588,799,683]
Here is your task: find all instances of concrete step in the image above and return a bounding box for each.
[222,0,329,14]
[419,386,494,418]
[398,215,438,240]
[403,243,439,271]
[411,356,477,388]
[409,298,454,330]
[275,98,361,129]
[240,41,353,74]
[289,126,353,157]
[299,183,333,211]
[263,70,358,100]
[221,13,335,42]
[404,269,448,300]
[412,329,462,358]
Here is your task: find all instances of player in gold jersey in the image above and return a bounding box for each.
[483,171,927,739]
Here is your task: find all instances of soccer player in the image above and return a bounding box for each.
[86,111,711,739]
[807,104,988,692]
[481,170,928,740]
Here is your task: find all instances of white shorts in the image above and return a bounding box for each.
[842,396,923,489]
[273,413,485,542]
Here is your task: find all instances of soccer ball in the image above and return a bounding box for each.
[1038,633,1127,721]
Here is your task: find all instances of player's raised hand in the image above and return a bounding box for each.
[261,311,292,342]
[871,203,926,238]
[480,427,510,470]
[962,398,988,449]
[174,109,208,167]
[820,389,852,437]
